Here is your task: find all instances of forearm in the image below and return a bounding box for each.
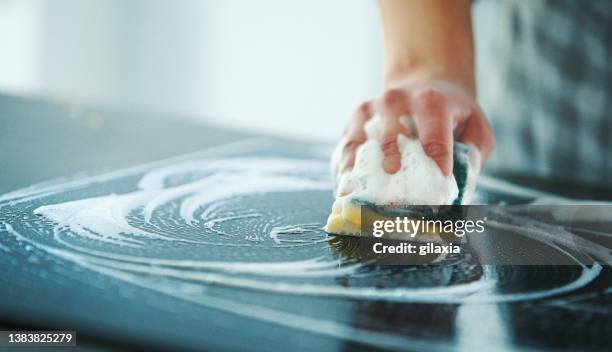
[378,0,475,96]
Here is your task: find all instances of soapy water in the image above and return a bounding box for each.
[1,140,611,349]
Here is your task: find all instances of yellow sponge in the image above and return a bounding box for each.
[325,197,361,235]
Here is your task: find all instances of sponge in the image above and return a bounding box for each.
[326,115,480,237]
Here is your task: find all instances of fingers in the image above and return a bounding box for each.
[339,85,494,181]
[412,89,454,176]
[380,113,405,174]
[341,102,372,172]
[379,89,410,174]
[458,107,495,164]
[380,121,401,174]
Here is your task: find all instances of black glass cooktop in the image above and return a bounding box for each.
[1,95,611,352]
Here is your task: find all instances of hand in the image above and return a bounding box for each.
[337,81,494,177]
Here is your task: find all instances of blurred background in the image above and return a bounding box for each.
[0,0,498,142]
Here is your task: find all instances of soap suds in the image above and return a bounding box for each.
[331,115,472,205]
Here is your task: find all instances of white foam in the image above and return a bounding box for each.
[34,192,163,247]
[331,115,478,205]
[34,157,332,247]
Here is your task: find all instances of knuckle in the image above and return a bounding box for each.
[416,88,443,103]
[383,89,404,106]
[380,135,399,155]
[423,141,450,159]
[415,88,445,113]
[344,139,363,153]
[357,101,371,116]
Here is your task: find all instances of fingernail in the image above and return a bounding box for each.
[383,157,399,174]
